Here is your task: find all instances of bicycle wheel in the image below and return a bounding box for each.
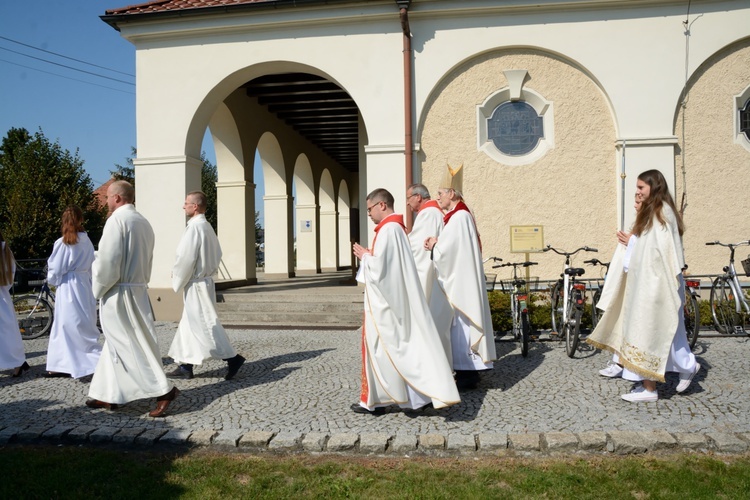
[565,307,582,358]
[710,277,740,334]
[550,281,563,335]
[591,289,602,329]
[14,295,53,340]
[520,311,530,358]
[684,290,700,349]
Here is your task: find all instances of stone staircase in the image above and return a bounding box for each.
[216,270,363,330]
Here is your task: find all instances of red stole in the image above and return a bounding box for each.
[360,212,405,404]
[419,199,441,213]
[443,201,482,252]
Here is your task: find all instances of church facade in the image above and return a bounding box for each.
[102,0,750,319]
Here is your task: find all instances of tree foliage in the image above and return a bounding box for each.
[0,128,107,260]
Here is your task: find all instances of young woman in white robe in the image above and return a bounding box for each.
[0,231,28,377]
[587,169,700,402]
[44,206,102,378]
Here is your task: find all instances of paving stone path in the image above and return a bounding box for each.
[2,324,750,455]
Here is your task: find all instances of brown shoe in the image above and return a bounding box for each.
[149,387,179,417]
[85,399,119,410]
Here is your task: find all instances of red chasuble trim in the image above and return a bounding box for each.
[443,201,482,252]
[419,199,441,212]
[371,213,405,252]
[360,213,404,404]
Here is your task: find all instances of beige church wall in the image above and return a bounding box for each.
[419,49,616,283]
[674,38,750,277]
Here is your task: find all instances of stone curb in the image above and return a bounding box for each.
[4,427,750,456]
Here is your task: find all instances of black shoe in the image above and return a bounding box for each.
[350,403,386,415]
[225,355,245,380]
[167,365,193,380]
[403,402,434,418]
[43,371,71,378]
[455,370,480,390]
[12,361,30,378]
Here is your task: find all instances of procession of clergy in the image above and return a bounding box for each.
[3,163,697,417]
[81,181,245,417]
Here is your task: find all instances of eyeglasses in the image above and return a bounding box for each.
[406,193,418,200]
[366,201,382,214]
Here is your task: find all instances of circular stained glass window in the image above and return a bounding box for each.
[487,101,544,156]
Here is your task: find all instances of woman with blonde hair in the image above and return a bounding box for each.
[588,169,700,402]
[44,205,102,378]
[0,230,28,377]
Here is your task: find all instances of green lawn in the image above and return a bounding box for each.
[2,446,750,499]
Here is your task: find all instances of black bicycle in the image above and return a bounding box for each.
[493,259,538,357]
[544,245,598,357]
[14,278,55,340]
[584,258,610,329]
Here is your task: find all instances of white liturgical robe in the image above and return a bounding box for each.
[408,200,453,365]
[168,213,236,364]
[358,213,459,410]
[46,232,102,378]
[587,206,696,382]
[88,204,172,404]
[0,245,24,370]
[432,204,496,370]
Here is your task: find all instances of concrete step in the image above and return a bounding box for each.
[214,270,363,329]
[216,301,362,313]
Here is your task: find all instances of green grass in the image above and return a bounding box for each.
[2,447,750,499]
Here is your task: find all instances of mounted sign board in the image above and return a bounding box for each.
[301,220,313,233]
[510,225,544,253]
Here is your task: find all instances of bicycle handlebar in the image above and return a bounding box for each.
[492,261,538,269]
[543,245,598,256]
[705,240,750,248]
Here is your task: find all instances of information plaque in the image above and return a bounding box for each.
[509,225,544,253]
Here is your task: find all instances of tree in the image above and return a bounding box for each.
[0,127,107,260]
[110,146,136,184]
[200,151,218,231]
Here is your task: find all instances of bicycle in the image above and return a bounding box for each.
[492,258,538,357]
[583,258,610,329]
[705,240,750,335]
[14,277,55,340]
[544,244,598,357]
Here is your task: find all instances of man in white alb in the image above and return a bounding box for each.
[352,188,459,415]
[425,165,496,390]
[87,180,178,417]
[406,183,453,366]
[167,191,245,381]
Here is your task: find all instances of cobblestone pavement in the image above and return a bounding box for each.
[2,325,750,453]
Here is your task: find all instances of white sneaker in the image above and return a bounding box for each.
[676,363,701,393]
[621,385,658,402]
[599,362,623,378]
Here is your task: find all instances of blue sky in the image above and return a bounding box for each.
[0,0,269,223]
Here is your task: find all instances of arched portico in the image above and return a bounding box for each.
[319,169,337,271]
[294,154,317,274]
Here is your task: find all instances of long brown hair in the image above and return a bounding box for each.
[631,169,685,237]
[61,205,85,245]
[0,229,15,287]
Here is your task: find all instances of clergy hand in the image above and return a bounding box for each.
[353,243,370,260]
[616,230,631,246]
[424,237,437,251]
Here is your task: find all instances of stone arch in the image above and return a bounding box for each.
[319,169,337,271]
[294,154,317,273]
[337,180,352,269]
[209,102,255,281]
[258,131,293,277]
[417,47,617,279]
[673,36,750,274]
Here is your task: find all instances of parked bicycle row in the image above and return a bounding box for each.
[485,238,750,358]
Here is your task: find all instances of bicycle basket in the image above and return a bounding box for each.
[742,256,750,277]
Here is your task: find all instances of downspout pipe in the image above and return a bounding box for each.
[398,1,414,229]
